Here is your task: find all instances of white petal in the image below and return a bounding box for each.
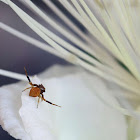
[0,65,79,140]
[0,65,127,140]
[47,73,127,140]
[19,76,56,140]
[20,71,127,140]
[0,83,30,140]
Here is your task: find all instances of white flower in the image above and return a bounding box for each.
[1,0,140,140]
[0,65,127,140]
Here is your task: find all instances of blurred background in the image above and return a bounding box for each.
[0,0,77,139]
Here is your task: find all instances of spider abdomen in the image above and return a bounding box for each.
[29,87,40,97]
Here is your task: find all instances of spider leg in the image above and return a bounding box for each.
[41,93,61,107]
[24,67,34,86]
[37,95,41,108]
[41,94,43,102]
[24,67,39,87]
[22,87,32,92]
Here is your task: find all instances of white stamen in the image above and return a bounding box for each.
[0,69,27,81]
[0,22,63,58]
[0,0,140,94]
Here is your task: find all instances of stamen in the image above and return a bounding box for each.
[0,69,28,81]
[1,0,140,94]
[0,22,63,58]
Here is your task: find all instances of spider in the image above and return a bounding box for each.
[23,67,61,108]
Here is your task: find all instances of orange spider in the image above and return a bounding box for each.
[23,67,61,108]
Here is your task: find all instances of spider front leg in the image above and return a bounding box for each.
[22,87,32,92]
[41,93,61,107]
[24,67,38,87]
[24,67,34,86]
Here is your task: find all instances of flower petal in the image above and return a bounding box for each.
[19,76,56,140]
[0,65,79,140]
[0,65,127,140]
[20,70,127,140]
[0,83,30,140]
[46,73,127,140]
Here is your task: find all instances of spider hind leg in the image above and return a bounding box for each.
[41,93,61,107]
